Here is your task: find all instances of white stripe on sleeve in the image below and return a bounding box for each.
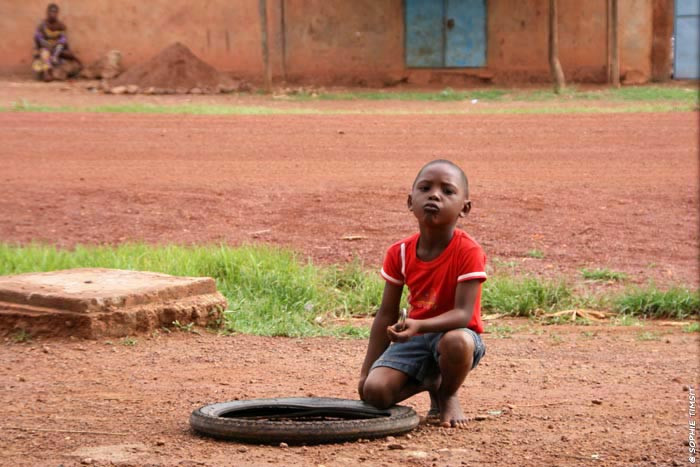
[457,272,487,282]
[381,268,404,285]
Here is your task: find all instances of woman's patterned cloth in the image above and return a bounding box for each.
[32,20,70,75]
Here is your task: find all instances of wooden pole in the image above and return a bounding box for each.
[548,0,566,93]
[606,0,612,81]
[258,0,272,91]
[609,0,620,87]
[280,0,287,82]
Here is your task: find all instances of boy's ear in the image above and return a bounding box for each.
[407,194,413,211]
[459,199,472,218]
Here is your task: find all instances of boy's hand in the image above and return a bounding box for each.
[387,318,420,342]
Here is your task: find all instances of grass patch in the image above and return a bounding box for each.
[482,277,575,317]
[611,315,644,327]
[0,243,384,338]
[581,268,627,282]
[12,329,31,343]
[492,257,518,269]
[1,244,696,336]
[608,86,699,102]
[292,85,698,105]
[303,88,509,102]
[171,320,201,335]
[486,324,514,339]
[328,324,370,339]
[682,322,700,333]
[121,337,138,346]
[5,100,318,115]
[549,332,564,345]
[526,249,545,259]
[90,103,319,115]
[321,260,389,317]
[613,286,699,319]
[635,331,662,342]
[2,97,696,116]
[541,312,594,326]
[11,99,72,112]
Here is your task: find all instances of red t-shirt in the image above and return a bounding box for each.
[380,229,487,334]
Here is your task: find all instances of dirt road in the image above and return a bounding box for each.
[0,111,697,286]
[1,320,697,466]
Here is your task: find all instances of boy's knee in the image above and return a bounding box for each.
[438,330,474,364]
[361,379,394,409]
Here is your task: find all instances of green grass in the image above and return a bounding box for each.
[6,99,318,115]
[549,332,564,345]
[1,244,697,336]
[526,249,545,259]
[581,268,628,282]
[482,277,575,316]
[12,329,31,343]
[682,322,700,333]
[611,315,643,327]
[612,286,699,319]
[492,257,518,269]
[509,85,699,105]
[292,85,698,104]
[2,92,696,116]
[0,243,384,337]
[121,336,138,346]
[607,86,699,102]
[486,324,514,339]
[294,87,508,102]
[635,331,662,342]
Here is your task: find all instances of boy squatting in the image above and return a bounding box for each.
[358,159,487,428]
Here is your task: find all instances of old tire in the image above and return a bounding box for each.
[190,397,419,444]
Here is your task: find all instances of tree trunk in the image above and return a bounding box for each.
[548,0,566,93]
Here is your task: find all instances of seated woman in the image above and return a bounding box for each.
[32,3,82,81]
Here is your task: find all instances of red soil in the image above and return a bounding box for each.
[109,42,233,92]
[0,111,697,286]
[1,320,697,466]
[0,96,698,466]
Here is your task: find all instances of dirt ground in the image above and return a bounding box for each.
[1,320,698,466]
[0,81,698,286]
[0,81,698,466]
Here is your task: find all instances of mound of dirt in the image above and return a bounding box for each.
[108,42,241,94]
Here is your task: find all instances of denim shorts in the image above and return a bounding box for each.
[370,328,485,383]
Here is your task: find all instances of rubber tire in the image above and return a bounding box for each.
[190,397,420,445]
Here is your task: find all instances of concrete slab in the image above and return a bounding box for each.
[0,268,227,338]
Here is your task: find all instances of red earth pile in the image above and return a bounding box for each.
[108,42,236,94]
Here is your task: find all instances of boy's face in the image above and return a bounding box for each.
[408,163,471,227]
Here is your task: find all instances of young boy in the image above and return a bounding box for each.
[358,159,486,428]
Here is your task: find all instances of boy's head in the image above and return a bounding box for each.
[408,159,471,227]
[46,3,59,22]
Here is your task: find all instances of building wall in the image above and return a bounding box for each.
[0,0,660,85]
[0,0,267,80]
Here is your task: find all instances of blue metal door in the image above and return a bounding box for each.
[405,0,486,68]
[445,0,486,67]
[674,0,700,79]
[405,0,445,67]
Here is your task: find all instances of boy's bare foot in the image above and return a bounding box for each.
[438,393,469,428]
[423,390,441,423]
[422,374,442,423]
